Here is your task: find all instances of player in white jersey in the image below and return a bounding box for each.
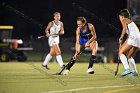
[119,9,139,77]
[42,12,65,69]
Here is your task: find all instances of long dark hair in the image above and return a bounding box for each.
[119,9,130,19]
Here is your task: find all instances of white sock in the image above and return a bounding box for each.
[128,57,138,73]
[120,54,129,70]
[43,54,52,66]
[56,55,64,67]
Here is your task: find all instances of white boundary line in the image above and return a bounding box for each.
[43,84,140,93]
[0,72,39,74]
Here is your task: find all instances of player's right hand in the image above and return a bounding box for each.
[46,33,50,37]
[119,37,123,44]
[73,55,77,60]
[73,52,78,60]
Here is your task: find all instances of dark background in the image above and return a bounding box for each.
[0,0,127,40]
[1,0,140,62]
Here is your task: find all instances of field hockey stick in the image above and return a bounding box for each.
[56,50,84,75]
[37,36,46,39]
[37,33,59,39]
[115,43,122,76]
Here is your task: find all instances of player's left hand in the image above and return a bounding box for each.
[73,54,77,60]
[119,37,123,44]
[55,30,60,35]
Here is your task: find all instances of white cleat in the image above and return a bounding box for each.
[86,68,95,74]
[63,70,69,75]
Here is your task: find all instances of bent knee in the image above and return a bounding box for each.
[118,51,123,56]
[126,55,131,59]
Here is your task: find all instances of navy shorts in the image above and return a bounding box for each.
[79,37,88,45]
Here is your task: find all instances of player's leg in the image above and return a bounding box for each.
[119,42,133,76]
[127,47,139,76]
[42,46,54,69]
[87,41,98,74]
[53,43,65,68]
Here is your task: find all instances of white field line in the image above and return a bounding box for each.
[43,84,140,93]
[0,72,39,74]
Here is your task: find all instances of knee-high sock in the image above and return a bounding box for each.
[120,54,129,70]
[43,54,52,66]
[88,55,96,69]
[128,57,138,73]
[56,55,64,67]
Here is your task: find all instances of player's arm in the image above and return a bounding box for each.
[119,20,127,44]
[73,28,80,59]
[45,22,53,37]
[75,28,80,54]
[59,22,64,35]
[85,23,96,47]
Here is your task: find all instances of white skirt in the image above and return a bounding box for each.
[48,36,59,46]
[127,35,140,48]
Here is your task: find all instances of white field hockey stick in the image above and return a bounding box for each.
[37,33,59,39]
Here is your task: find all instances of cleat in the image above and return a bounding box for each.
[132,72,139,76]
[42,64,50,70]
[120,69,132,77]
[86,68,94,74]
[128,72,139,77]
[56,65,66,75]
[63,70,69,75]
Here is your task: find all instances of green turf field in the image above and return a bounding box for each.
[0,62,140,93]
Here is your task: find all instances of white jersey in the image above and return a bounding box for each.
[126,21,140,48]
[48,21,62,46]
[126,21,140,37]
[49,21,61,36]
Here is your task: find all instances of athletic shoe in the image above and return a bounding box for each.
[120,69,132,77]
[42,64,50,70]
[128,72,139,77]
[63,69,69,75]
[132,72,139,76]
[86,68,95,74]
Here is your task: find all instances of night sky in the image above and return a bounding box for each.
[0,0,127,40]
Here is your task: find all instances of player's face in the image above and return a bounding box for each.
[54,14,61,21]
[77,21,85,29]
[119,16,124,22]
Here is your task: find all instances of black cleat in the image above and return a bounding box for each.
[42,64,50,70]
